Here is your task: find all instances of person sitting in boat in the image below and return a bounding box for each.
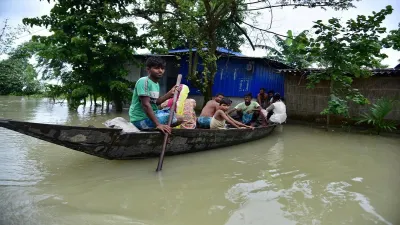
[210,98,253,130]
[228,93,266,126]
[257,88,268,109]
[261,93,287,124]
[160,84,197,129]
[265,90,275,119]
[129,56,183,134]
[197,93,224,128]
[266,90,274,104]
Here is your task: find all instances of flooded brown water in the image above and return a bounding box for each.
[0,96,399,225]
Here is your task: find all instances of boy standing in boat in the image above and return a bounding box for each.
[129,56,182,134]
[210,98,253,129]
[197,93,224,128]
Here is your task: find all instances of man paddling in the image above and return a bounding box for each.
[129,56,182,134]
[197,93,224,128]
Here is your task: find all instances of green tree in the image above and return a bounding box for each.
[0,19,28,55]
[0,59,24,95]
[0,42,42,95]
[134,0,360,105]
[135,0,246,53]
[0,21,41,95]
[242,0,358,11]
[306,6,393,129]
[256,30,312,69]
[383,23,400,62]
[23,0,145,111]
[133,0,248,106]
[43,84,64,102]
[0,58,41,95]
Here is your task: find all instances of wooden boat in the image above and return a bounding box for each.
[0,118,276,160]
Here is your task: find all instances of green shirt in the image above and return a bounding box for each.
[129,76,160,122]
[235,101,260,113]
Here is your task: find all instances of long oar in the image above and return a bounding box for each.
[156,74,182,172]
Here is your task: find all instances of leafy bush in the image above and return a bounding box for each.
[356,98,398,134]
[44,84,64,100]
[68,85,93,110]
[321,95,349,116]
[110,80,135,112]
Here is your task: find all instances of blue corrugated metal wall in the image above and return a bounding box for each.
[177,56,284,98]
[177,55,204,95]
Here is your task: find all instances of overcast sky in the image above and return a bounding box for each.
[1,0,399,67]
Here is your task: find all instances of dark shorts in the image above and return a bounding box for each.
[197,116,211,128]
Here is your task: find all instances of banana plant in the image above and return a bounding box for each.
[256,30,313,69]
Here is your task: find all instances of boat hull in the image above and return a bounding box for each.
[0,119,276,159]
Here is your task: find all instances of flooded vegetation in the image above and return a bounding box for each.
[0,96,399,225]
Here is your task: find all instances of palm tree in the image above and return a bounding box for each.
[356,98,398,134]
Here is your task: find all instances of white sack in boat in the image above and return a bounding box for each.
[103,117,140,132]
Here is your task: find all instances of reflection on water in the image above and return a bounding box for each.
[0,96,399,225]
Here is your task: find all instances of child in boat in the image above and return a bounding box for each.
[197,93,224,129]
[210,98,254,129]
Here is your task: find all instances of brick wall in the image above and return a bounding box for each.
[284,75,400,122]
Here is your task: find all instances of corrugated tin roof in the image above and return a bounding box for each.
[168,47,244,56]
[132,54,176,57]
[224,55,290,69]
[276,68,400,76]
[132,51,290,69]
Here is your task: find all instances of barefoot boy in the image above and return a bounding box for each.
[210,98,254,130]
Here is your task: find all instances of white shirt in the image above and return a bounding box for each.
[265,100,287,124]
